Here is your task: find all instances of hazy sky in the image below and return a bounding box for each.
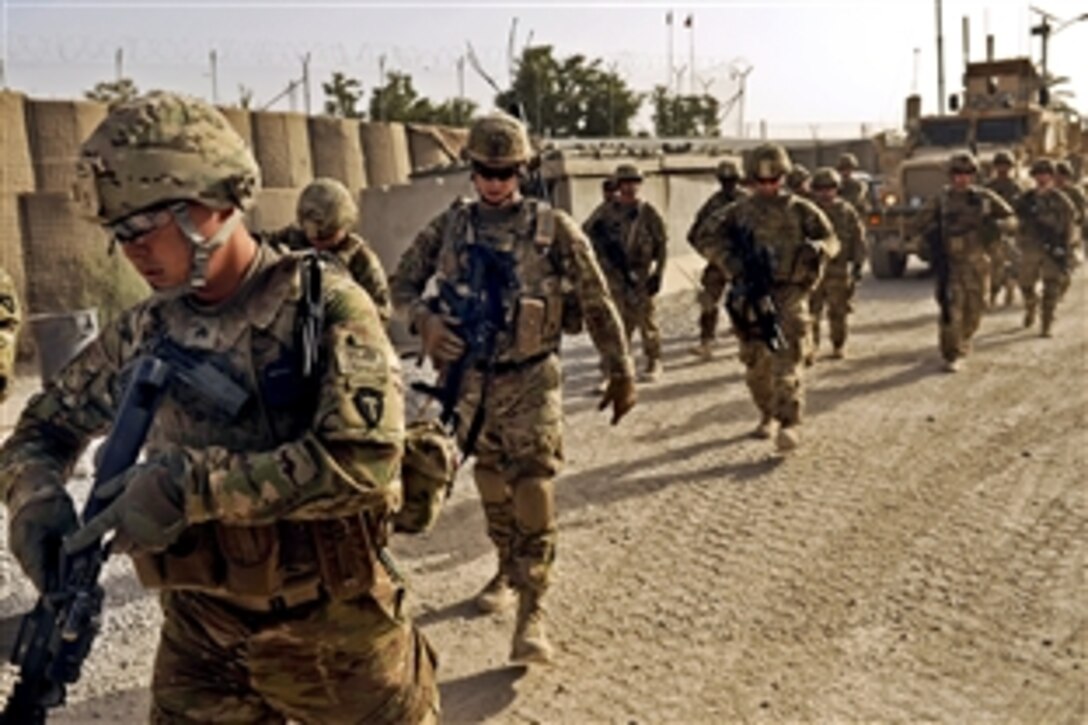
[2,0,1084,136]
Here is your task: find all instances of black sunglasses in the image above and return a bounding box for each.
[754,176,780,185]
[109,204,178,244]
[472,163,518,181]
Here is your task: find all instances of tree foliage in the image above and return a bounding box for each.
[368,71,476,127]
[496,45,642,137]
[85,78,139,109]
[323,71,364,118]
[651,86,721,137]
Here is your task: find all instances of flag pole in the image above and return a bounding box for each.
[667,10,675,92]
[688,14,695,95]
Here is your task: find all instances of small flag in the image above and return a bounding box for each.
[666,10,673,25]
[684,14,693,28]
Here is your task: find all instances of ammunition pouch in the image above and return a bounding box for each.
[130,511,389,611]
[513,293,563,359]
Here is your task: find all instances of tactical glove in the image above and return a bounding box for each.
[419,310,466,365]
[598,375,636,425]
[7,473,78,593]
[645,274,663,296]
[64,449,189,555]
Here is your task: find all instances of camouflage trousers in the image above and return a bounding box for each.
[151,590,439,724]
[608,283,662,368]
[1018,245,1067,332]
[809,273,855,351]
[736,284,809,427]
[938,253,990,362]
[456,354,562,595]
[989,237,1018,306]
[696,263,728,344]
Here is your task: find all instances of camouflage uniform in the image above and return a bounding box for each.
[838,153,871,214]
[912,153,1015,368]
[1015,161,1077,337]
[809,168,868,358]
[984,153,1025,308]
[1055,162,1086,254]
[391,112,633,664]
[264,177,392,322]
[785,164,811,198]
[687,160,749,350]
[0,267,21,401]
[0,93,438,724]
[697,144,838,449]
[583,164,667,377]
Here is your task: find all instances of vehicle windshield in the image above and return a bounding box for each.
[918,119,970,146]
[976,115,1029,144]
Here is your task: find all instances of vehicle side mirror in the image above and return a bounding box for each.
[948,94,960,112]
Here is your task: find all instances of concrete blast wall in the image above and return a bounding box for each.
[246,187,302,234]
[309,116,367,193]
[359,122,412,187]
[217,106,254,150]
[252,111,314,189]
[24,99,107,193]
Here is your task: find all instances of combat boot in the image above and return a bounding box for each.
[689,341,713,361]
[942,358,962,373]
[641,359,663,383]
[510,590,553,665]
[1023,305,1036,329]
[475,571,516,614]
[1041,313,1054,338]
[751,415,775,440]
[776,425,800,452]
[830,346,845,360]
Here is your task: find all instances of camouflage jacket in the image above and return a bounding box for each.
[814,197,868,276]
[687,186,749,253]
[840,175,871,214]
[1014,187,1076,254]
[0,267,21,402]
[264,227,392,322]
[985,175,1025,206]
[1057,184,1086,228]
[0,243,402,539]
[911,185,1015,260]
[582,199,668,294]
[392,197,633,379]
[698,190,839,289]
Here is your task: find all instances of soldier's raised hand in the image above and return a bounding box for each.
[419,310,466,364]
[7,471,78,592]
[598,374,636,425]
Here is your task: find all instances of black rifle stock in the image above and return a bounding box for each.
[927,195,953,325]
[723,224,787,352]
[2,344,248,724]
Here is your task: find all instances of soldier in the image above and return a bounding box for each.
[1055,160,1086,252]
[582,163,668,382]
[808,167,868,361]
[687,159,749,360]
[391,112,635,664]
[0,267,20,402]
[911,152,1014,372]
[837,152,871,214]
[984,151,1025,308]
[601,175,619,203]
[0,92,438,723]
[1015,158,1077,337]
[785,163,811,198]
[695,143,838,452]
[264,176,392,322]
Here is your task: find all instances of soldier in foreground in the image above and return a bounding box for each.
[785,163,811,198]
[583,163,668,382]
[391,112,635,664]
[1015,159,1077,337]
[837,152,871,214]
[695,144,838,452]
[687,160,749,360]
[807,168,868,361]
[911,152,1014,372]
[0,268,21,402]
[0,93,438,722]
[984,151,1024,308]
[264,176,392,322]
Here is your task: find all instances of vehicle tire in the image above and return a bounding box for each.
[870,240,907,279]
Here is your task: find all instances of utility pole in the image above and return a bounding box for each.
[1030,7,1088,97]
[687,14,695,96]
[936,0,946,114]
[911,47,921,93]
[300,53,312,115]
[666,10,674,92]
[607,61,619,137]
[456,55,465,99]
[115,47,123,81]
[209,50,219,104]
[378,54,387,122]
[730,60,753,139]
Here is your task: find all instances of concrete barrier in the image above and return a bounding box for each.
[217,106,254,150]
[251,111,313,188]
[18,192,149,323]
[308,116,367,193]
[359,122,411,187]
[246,187,301,234]
[24,99,106,193]
[406,124,462,173]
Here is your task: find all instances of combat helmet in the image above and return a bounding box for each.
[746,143,792,179]
[1030,158,1055,176]
[992,150,1014,167]
[1055,160,1074,178]
[614,163,644,182]
[465,111,531,168]
[786,164,811,190]
[74,91,260,292]
[298,177,357,241]
[947,152,979,174]
[394,421,460,534]
[716,160,742,181]
[837,152,860,171]
[811,167,842,190]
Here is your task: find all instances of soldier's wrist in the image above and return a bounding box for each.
[4,463,66,515]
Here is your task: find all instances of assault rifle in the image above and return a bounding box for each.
[1,342,248,724]
[926,194,953,325]
[723,224,787,352]
[412,243,518,457]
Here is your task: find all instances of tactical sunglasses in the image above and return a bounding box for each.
[109,203,179,244]
[472,162,518,181]
[754,176,781,185]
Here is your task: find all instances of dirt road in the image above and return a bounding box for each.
[1,268,1084,723]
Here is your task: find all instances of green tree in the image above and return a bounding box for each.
[651,86,721,137]
[369,70,476,127]
[323,71,364,118]
[497,46,641,137]
[85,78,139,109]
[428,98,478,127]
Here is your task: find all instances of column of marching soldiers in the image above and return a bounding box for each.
[0,94,1082,723]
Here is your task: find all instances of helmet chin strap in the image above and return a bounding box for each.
[171,203,243,291]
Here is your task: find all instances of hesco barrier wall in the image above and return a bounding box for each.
[309,116,367,193]
[360,121,412,187]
